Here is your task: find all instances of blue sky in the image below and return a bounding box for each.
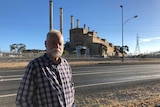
[0,0,160,54]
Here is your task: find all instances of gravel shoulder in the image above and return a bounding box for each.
[75,79,160,107]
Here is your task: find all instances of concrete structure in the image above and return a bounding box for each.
[69,28,116,57]
[69,16,119,57]
[49,0,53,31]
[60,8,63,34]
[0,52,2,57]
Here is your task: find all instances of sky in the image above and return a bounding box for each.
[0,0,160,54]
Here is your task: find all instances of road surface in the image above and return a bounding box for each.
[0,64,160,106]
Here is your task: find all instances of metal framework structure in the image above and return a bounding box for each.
[134,34,141,55]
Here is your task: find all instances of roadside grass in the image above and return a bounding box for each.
[75,79,160,107]
[1,58,160,69]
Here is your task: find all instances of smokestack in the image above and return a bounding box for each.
[84,24,86,29]
[76,19,80,28]
[60,8,63,34]
[88,27,90,31]
[49,0,53,31]
[70,15,74,29]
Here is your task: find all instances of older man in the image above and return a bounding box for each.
[16,30,75,107]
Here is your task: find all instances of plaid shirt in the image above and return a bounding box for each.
[16,54,75,107]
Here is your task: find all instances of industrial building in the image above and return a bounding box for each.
[57,7,121,57]
[68,16,121,57]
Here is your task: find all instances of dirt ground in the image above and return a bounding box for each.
[75,79,160,107]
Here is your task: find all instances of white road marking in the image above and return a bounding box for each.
[0,78,22,82]
[1,75,160,98]
[0,75,23,78]
[0,93,17,98]
[73,71,111,76]
[75,75,160,88]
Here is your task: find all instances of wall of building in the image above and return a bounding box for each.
[69,27,117,57]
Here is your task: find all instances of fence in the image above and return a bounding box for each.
[0,52,160,63]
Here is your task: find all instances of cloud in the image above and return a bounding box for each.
[140,37,160,42]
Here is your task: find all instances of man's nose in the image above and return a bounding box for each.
[55,44,60,48]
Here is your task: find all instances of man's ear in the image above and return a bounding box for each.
[45,40,47,48]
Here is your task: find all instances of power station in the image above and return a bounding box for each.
[49,0,122,57]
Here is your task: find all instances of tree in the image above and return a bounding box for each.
[10,43,26,53]
[119,45,129,54]
[123,45,129,53]
[114,46,121,56]
[114,45,129,56]
[10,43,18,53]
[64,42,71,52]
[17,43,26,53]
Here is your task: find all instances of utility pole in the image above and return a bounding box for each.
[120,5,124,63]
[120,5,138,63]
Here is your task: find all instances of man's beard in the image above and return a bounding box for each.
[48,48,63,58]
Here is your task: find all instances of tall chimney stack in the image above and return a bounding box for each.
[84,24,86,29]
[88,27,90,31]
[70,15,74,29]
[49,0,53,31]
[60,8,63,34]
[76,19,80,28]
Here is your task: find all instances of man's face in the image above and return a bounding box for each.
[45,32,64,58]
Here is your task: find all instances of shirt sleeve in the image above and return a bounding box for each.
[67,61,75,104]
[16,61,37,107]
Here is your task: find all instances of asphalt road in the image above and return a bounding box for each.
[0,64,160,106]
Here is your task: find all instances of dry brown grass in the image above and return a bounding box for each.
[0,61,101,69]
[0,62,28,68]
[0,58,160,68]
[75,79,160,107]
[0,60,113,69]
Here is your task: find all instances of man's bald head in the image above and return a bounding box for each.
[46,30,64,41]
